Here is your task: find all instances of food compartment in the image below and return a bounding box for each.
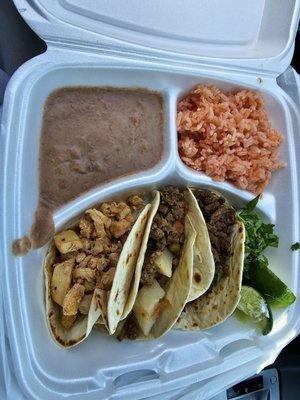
[173,74,290,194]
[19,66,176,235]
[2,63,299,400]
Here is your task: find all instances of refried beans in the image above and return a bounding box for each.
[30,87,164,249]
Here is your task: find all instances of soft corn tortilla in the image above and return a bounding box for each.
[107,203,152,334]
[44,246,103,348]
[186,188,215,302]
[176,220,245,330]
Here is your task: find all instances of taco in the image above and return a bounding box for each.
[118,186,214,340]
[118,215,196,340]
[44,195,151,347]
[176,189,245,330]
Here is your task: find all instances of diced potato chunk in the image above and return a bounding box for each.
[133,280,165,336]
[63,283,85,316]
[54,230,82,254]
[154,249,173,278]
[51,259,74,306]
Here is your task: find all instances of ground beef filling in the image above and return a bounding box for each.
[120,187,187,340]
[194,189,236,286]
[117,314,140,341]
[140,186,187,286]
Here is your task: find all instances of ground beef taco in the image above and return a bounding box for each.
[176,189,245,330]
[118,186,215,340]
[44,195,151,347]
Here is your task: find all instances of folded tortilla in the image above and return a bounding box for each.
[107,203,152,334]
[186,188,215,302]
[120,188,215,334]
[120,191,160,322]
[176,190,245,330]
[120,215,196,340]
[119,185,216,340]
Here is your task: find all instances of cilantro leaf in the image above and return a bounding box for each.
[238,200,279,257]
[239,197,296,311]
[239,196,279,281]
[243,195,261,213]
[291,242,300,251]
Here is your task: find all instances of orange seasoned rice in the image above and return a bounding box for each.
[177,85,283,194]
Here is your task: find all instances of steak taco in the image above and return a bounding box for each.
[45,195,151,347]
[118,186,214,340]
[176,189,245,330]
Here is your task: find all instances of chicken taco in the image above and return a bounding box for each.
[44,195,151,347]
[176,189,245,330]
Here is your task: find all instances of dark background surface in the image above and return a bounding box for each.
[0,0,299,399]
[0,0,46,75]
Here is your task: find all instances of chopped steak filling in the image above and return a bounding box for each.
[50,196,143,329]
[194,189,236,286]
[140,186,187,286]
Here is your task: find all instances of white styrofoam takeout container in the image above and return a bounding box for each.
[1,1,300,399]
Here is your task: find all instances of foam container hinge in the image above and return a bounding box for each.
[1,0,300,399]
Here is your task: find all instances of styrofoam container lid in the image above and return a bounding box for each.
[14,0,300,74]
